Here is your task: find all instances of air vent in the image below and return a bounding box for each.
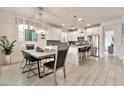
[38,7,44,11]
[47,22,61,28]
[68,28,78,32]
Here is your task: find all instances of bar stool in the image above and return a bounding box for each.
[86,46,91,58]
[79,46,87,63]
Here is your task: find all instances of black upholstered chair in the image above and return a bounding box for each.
[21,50,41,78]
[20,44,35,68]
[20,50,28,69]
[79,46,88,63]
[43,44,69,84]
[86,46,91,57]
[86,46,91,52]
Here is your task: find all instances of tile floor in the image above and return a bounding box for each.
[0,56,124,86]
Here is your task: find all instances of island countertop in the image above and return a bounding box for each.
[69,45,87,48]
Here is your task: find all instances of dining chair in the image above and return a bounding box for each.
[43,43,69,85]
[20,50,29,69]
[20,44,35,68]
[86,46,91,57]
[21,50,41,78]
[26,44,35,50]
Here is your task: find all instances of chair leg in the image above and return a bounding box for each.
[20,58,25,69]
[27,65,32,78]
[53,70,57,85]
[88,51,90,57]
[22,60,28,73]
[63,66,66,79]
[82,53,85,63]
[84,52,87,62]
[80,52,82,62]
[43,66,45,77]
[27,63,38,79]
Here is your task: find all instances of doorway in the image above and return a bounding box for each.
[104,31,114,55]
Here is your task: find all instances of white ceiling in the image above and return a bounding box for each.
[0,7,124,29]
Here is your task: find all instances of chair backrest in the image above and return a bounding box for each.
[21,50,39,62]
[26,53,40,62]
[54,43,69,69]
[21,50,28,59]
[26,44,35,50]
[79,46,87,52]
[86,46,91,51]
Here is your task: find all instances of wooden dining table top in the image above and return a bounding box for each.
[23,50,56,59]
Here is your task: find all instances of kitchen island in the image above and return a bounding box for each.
[66,45,86,66]
[44,45,86,66]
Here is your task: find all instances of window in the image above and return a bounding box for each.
[16,17,39,41]
[62,32,68,42]
[25,29,38,41]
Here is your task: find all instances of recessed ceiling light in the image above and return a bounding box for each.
[62,24,65,26]
[74,31,77,34]
[87,24,90,26]
[72,26,75,29]
[78,18,83,21]
[78,29,81,32]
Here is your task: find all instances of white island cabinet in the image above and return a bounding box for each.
[66,45,86,66]
[45,45,85,66]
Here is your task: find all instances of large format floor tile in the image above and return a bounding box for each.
[0,56,124,86]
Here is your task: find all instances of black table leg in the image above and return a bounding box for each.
[37,60,41,78]
[37,55,56,78]
[54,55,56,61]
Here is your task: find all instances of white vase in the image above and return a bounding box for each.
[5,55,11,65]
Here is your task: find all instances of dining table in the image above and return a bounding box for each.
[24,49,56,78]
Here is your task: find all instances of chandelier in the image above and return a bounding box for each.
[37,8,48,33]
[68,15,78,32]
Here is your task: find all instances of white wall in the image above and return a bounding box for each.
[0,9,62,64]
[103,24,122,57]
[86,27,99,35]
[47,28,62,41]
[101,18,123,60]
[67,32,78,41]
[0,10,17,64]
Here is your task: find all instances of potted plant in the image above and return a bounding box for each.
[36,47,44,52]
[0,36,16,64]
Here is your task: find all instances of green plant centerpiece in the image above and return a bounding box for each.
[0,36,16,55]
[36,47,44,52]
